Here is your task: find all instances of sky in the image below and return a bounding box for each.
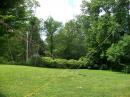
[36,0,82,23]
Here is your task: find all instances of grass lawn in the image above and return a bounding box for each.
[0,65,130,97]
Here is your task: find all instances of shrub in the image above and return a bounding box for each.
[67,59,82,68]
[27,56,85,69]
[79,57,93,69]
[42,57,84,69]
[0,57,8,64]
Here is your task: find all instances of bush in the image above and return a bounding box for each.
[79,57,94,69]
[0,57,8,64]
[67,59,83,68]
[42,57,84,69]
[27,56,85,69]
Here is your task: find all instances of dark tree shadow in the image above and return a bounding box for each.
[0,93,6,97]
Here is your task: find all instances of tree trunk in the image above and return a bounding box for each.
[50,35,54,59]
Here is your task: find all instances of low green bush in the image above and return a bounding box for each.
[27,56,85,69]
[0,57,8,64]
[42,57,84,69]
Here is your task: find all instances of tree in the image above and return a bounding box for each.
[81,0,130,69]
[44,17,61,58]
[107,35,130,65]
[113,0,130,35]
[0,0,43,64]
[7,16,43,64]
[53,18,87,59]
[0,0,26,62]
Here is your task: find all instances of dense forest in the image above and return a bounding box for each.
[0,0,130,72]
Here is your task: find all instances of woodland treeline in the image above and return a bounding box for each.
[0,0,130,71]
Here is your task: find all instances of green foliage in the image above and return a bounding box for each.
[53,19,87,59]
[27,55,43,67]
[44,17,61,35]
[0,0,44,64]
[107,44,122,63]
[80,0,130,70]
[0,57,8,64]
[42,57,68,68]
[25,56,85,69]
[107,35,130,64]
[44,17,62,57]
[42,57,84,69]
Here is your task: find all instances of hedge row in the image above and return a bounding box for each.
[26,56,130,73]
[27,56,85,69]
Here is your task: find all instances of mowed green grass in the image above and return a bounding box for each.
[0,65,130,97]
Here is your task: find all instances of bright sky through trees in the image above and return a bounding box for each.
[36,0,82,23]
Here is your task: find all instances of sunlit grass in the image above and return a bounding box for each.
[0,65,130,97]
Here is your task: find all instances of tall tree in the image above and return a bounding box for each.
[81,0,129,68]
[53,18,87,59]
[0,0,43,64]
[44,17,61,58]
